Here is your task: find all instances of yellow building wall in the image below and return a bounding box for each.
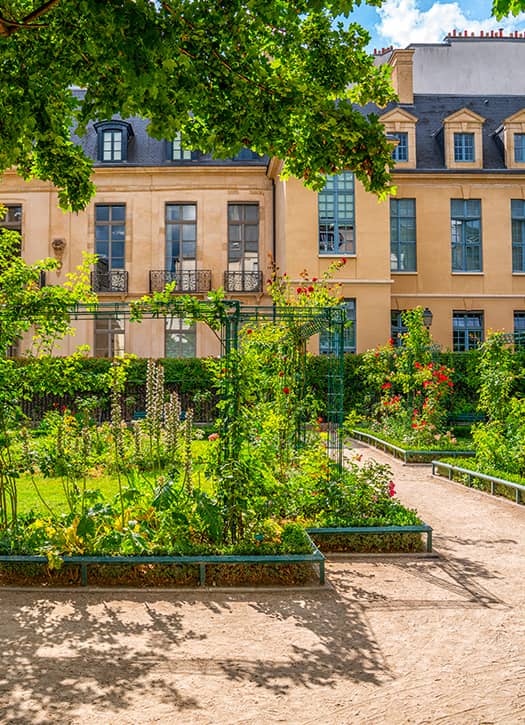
[4,163,525,358]
[273,175,392,352]
[1,165,273,358]
[391,173,525,349]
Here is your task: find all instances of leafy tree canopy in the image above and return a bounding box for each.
[492,0,525,18]
[0,0,395,211]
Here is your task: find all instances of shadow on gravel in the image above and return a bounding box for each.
[0,586,389,723]
[222,589,390,694]
[328,551,507,612]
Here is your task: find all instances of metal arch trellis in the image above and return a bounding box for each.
[68,300,347,467]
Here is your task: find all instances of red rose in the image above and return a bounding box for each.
[308,286,314,292]
[282,387,290,395]
[340,258,347,265]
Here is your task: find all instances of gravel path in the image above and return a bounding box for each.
[1,442,524,724]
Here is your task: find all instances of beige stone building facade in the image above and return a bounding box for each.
[2,34,525,356]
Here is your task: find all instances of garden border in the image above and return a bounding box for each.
[306,524,433,553]
[432,460,525,505]
[0,536,326,587]
[350,429,475,464]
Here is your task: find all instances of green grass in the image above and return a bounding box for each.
[16,473,120,515]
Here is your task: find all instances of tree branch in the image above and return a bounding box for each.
[0,0,61,37]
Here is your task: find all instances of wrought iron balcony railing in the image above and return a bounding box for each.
[149,269,212,294]
[90,270,128,293]
[223,270,263,293]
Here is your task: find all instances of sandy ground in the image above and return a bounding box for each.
[1,442,525,725]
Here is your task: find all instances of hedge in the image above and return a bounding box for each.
[11,350,525,422]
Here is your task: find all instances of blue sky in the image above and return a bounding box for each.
[346,0,525,52]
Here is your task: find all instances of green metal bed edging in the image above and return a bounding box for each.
[306,524,433,553]
[432,460,525,505]
[0,537,325,587]
[350,429,474,464]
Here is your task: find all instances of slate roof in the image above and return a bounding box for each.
[70,91,268,168]
[366,94,525,171]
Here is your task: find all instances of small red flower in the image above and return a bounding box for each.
[381,382,392,390]
[312,277,318,282]
[296,287,303,294]
[282,387,290,395]
[340,257,347,265]
[388,338,394,346]
[278,371,285,377]
[246,328,252,335]
[317,416,323,423]
[308,286,314,292]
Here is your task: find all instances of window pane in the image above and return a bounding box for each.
[515,134,525,162]
[227,203,259,272]
[318,172,355,254]
[96,205,110,222]
[166,204,197,268]
[94,204,125,272]
[451,199,482,272]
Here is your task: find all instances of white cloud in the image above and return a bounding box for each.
[377,0,525,47]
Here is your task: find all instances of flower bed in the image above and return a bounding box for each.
[0,535,326,587]
[306,524,432,554]
[432,460,525,506]
[350,429,474,464]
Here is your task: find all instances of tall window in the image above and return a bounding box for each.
[451,199,482,272]
[95,205,125,270]
[391,310,408,346]
[319,299,356,354]
[391,132,408,162]
[318,172,355,255]
[171,133,192,161]
[514,311,525,348]
[94,317,125,357]
[515,134,525,162]
[511,199,525,272]
[165,317,196,358]
[166,204,196,271]
[390,199,416,272]
[228,203,259,272]
[454,133,475,162]
[453,312,483,351]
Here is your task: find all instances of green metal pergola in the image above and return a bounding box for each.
[69,300,347,465]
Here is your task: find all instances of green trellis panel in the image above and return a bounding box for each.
[68,301,346,467]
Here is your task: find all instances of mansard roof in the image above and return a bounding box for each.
[364,95,525,170]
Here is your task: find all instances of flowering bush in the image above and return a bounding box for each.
[358,308,455,447]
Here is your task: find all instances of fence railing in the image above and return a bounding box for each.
[90,270,128,293]
[350,429,475,464]
[432,460,525,504]
[149,269,212,294]
[223,271,263,293]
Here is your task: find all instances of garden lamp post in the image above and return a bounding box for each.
[422,307,433,328]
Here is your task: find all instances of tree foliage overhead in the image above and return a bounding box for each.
[492,0,525,18]
[0,0,395,210]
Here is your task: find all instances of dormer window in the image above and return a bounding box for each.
[454,133,475,162]
[498,111,525,168]
[380,108,418,168]
[172,132,192,161]
[94,121,133,163]
[443,109,484,170]
[391,132,408,162]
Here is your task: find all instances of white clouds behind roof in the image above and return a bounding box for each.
[376,0,525,47]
